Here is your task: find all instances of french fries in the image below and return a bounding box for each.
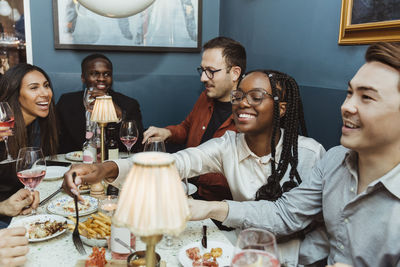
[67,212,111,239]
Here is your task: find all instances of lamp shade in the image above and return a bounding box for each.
[113,152,190,236]
[90,95,118,123]
[76,0,156,18]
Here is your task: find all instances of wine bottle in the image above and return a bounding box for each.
[106,124,119,160]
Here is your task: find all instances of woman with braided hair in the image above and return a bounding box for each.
[171,69,328,266]
[172,69,324,202]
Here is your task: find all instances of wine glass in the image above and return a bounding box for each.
[119,120,138,157]
[143,137,166,152]
[231,228,280,267]
[0,102,15,163]
[83,87,95,111]
[16,147,46,215]
[143,138,176,248]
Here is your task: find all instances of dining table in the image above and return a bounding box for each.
[9,153,235,267]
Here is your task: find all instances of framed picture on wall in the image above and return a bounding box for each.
[338,0,400,45]
[53,0,202,52]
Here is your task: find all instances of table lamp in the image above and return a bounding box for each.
[113,152,190,267]
[90,95,119,198]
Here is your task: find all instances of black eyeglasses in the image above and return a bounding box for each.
[196,67,224,79]
[231,89,275,106]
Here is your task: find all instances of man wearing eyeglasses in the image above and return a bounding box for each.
[57,53,144,154]
[143,37,246,203]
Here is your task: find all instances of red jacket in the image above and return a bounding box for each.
[166,91,236,201]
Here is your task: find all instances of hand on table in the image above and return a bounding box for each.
[142,126,171,144]
[0,126,13,141]
[0,189,39,216]
[0,227,29,267]
[188,198,229,222]
[62,162,119,202]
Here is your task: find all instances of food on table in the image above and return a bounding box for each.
[186,246,223,267]
[193,257,219,267]
[186,247,202,261]
[129,257,146,266]
[79,183,90,191]
[61,198,92,213]
[85,247,107,267]
[210,247,223,258]
[67,212,111,239]
[28,220,67,239]
[71,151,83,159]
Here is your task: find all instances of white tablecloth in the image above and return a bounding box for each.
[10,154,234,266]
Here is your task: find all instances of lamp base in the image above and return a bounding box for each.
[141,235,162,267]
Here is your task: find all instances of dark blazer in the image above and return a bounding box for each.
[56,89,144,154]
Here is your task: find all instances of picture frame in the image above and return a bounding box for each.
[52,0,202,52]
[338,0,400,45]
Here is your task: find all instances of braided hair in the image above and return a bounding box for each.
[240,70,307,201]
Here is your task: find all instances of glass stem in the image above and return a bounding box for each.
[3,136,12,160]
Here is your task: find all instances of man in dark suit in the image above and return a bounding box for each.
[56,54,144,154]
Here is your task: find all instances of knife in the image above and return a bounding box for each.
[201,225,207,249]
[39,186,62,206]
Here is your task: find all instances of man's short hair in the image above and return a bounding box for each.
[203,37,246,75]
[81,53,113,76]
[366,42,400,71]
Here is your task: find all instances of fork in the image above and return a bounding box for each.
[72,172,86,255]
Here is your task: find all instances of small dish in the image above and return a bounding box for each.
[178,240,234,267]
[66,218,108,247]
[44,166,69,180]
[47,195,98,217]
[65,151,83,162]
[81,234,107,247]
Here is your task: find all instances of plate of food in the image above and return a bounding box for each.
[47,195,98,217]
[178,240,234,267]
[65,151,83,162]
[9,214,67,242]
[67,212,111,247]
[44,166,70,180]
[181,182,197,196]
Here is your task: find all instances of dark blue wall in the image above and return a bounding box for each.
[30,0,220,128]
[219,0,369,149]
[30,0,370,149]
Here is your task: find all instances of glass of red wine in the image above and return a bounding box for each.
[231,228,280,267]
[16,147,46,215]
[0,102,15,164]
[119,120,138,157]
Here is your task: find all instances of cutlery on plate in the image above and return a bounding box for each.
[39,186,63,207]
[71,172,86,255]
[201,225,207,249]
